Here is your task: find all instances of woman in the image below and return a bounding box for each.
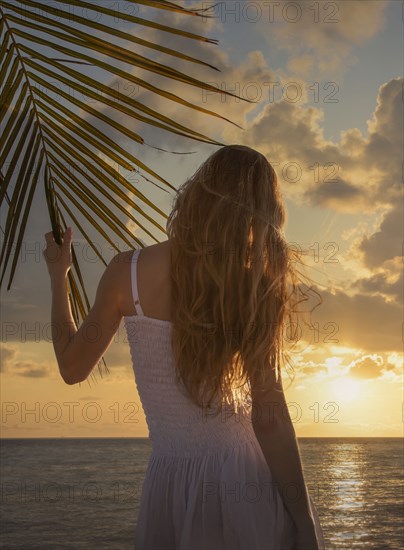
[44,145,325,549]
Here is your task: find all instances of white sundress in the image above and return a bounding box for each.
[123,248,325,550]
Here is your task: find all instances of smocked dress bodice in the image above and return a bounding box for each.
[123,249,257,457]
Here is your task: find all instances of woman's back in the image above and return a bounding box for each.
[122,246,324,549]
[123,246,258,456]
[120,239,172,322]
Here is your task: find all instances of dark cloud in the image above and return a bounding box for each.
[307,179,362,208]
[309,286,401,353]
[357,205,402,269]
[247,78,403,213]
[351,263,402,305]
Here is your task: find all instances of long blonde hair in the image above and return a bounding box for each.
[166,145,322,415]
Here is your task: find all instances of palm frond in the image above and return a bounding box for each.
[0,0,255,383]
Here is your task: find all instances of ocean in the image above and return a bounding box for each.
[1,437,402,549]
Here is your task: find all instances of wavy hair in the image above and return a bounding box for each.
[166,145,322,416]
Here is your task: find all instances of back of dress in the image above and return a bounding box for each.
[123,247,325,550]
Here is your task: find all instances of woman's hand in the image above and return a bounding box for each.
[43,227,73,280]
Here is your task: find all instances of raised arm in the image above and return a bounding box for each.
[43,227,123,385]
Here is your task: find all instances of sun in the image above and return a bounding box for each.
[331,377,361,402]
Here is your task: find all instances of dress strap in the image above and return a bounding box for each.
[131,248,144,316]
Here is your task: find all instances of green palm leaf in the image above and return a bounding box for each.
[0,0,254,384]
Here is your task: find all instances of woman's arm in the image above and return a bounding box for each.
[251,373,318,536]
[43,227,123,384]
[253,422,318,532]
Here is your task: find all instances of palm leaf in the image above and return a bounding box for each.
[0,0,255,384]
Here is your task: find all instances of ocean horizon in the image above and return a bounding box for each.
[1,437,403,549]
[0,435,403,441]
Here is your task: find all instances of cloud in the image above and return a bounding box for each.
[78,5,400,219]
[307,179,363,209]
[0,345,17,372]
[299,361,328,376]
[286,55,314,77]
[355,204,402,269]
[240,77,403,213]
[263,0,388,75]
[363,78,403,205]
[309,285,401,353]
[293,348,401,382]
[0,344,50,378]
[13,362,50,378]
[350,260,402,305]
[349,354,397,379]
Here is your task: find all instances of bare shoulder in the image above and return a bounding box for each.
[115,249,134,264]
[141,242,171,296]
[140,240,171,273]
[115,240,172,318]
[113,240,170,266]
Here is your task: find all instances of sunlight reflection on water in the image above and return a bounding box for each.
[300,438,403,549]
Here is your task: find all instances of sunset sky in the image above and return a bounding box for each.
[1,0,402,438]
